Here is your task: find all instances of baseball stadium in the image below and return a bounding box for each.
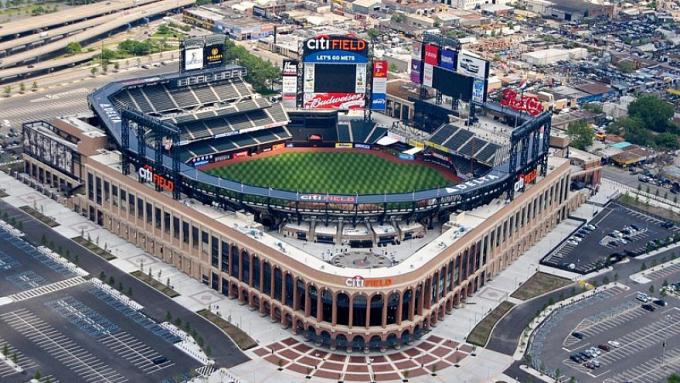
[19,36,590,352]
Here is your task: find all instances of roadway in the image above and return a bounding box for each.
[0,0,160,40]
[602,165,676,200]
[0,198,250,369]
[0,59,179,132]
[0,0,195,69]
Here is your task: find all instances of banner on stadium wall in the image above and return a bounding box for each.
[355,64,367,94]
[304,93,365,110]
[440,49,457,71]
[423,64,434,87]
[399,153,415,161]
[272,143,285,150]
[355,144,371,149]
[335,143,353,148]
[424,44,439,66]
[184,47,203,71]
[303,64,315,93]
[233,151,249,158]
[472,78,486,104]
[412,42,422,59]
[282,60,299,109]
[410,59,422,84]
[371,60,388,111]
[457,52,489,79]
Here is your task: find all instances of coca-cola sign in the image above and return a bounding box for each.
[304,93,365,110]
[500,88,543,116]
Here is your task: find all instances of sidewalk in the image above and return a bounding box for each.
[0,172,291,368]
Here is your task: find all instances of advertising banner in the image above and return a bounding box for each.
[472,78,486,104]
[410,59,422,84]
[355,64,367,94]
[457,52,488,79]
[370,93,386,111]
[303,93,365,110]
[373,60,388,78]
[282,60,298,76]
[423,63,434,87]
[184,47,203,71]
[440,49,457,71]
[204,44,223,68]
[399,153,415,160]
[303,64,315,93]
[412,42,422,59]
[423,44,439,66]
[335,143,353,148]
[282,76,298,94]
[500,88,543,116]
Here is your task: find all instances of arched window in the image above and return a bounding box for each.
[308,285,318,318]
[336,293,350,326]
[321,289,333,323]
[296,279,305,312]
[285,273,294,308]
[353,294,367,327]
[252,256,260,289]
[230,246,240,278]
[273,268,282,301]
[386,292,400,325]
[369,294,384,327]
[263,262,271,295]
[401,289,412,322]
[241,251,250,284]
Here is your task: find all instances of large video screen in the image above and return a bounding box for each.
[23,126,76,176]
[313,64,357,93]
[184,47,204,71]
[432,66,474,102]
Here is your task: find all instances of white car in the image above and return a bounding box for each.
[608,340,621,348]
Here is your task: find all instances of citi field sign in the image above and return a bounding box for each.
[138,165,174,193]
[303,35,369,64]
[345,276,393,288]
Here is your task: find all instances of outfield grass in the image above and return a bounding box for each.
[206,151,452,194]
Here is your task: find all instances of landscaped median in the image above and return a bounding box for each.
[467,301,515,347]
[73,236,116,260]
[19,205,59,227]
[130,270,179,298]
[511,272,572,301]
[197,309,257,351]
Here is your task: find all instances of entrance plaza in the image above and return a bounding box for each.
[0,169,607,382]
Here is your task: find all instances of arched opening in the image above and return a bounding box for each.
[295,278,306,313]
[273,268,282,302]
[401,329,411,346]
[283,313,292,329]
[241,250,250,284]
[251,295,260,311]
[230,246,240,278]
[414,325,423,339]
[336,334,348,350]
[262,300,271,316]
[353,294,367,327]
[252,256,260,289]
[414,285,422,316]
[386,292,400,325]
[369,294,384,327]
[402,289,412,322]
[240,288,249,304]
[306,325,316,342]
[308,285,318,318]
[351,335,365,352]
[263,262,272,295]
[321,289,333,323]
[285,273,294,308]
[273,306,282,322]
[368,335,382,351]
[386,333,398,349]
[320,331,331,347]
[336,293,350,326]
[295,320,304,335]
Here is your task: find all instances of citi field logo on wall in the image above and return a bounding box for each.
[345,276,393,288]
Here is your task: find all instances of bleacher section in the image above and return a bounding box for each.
[336,124,351,142]
[181,126,292,162]
[428,124,502,166]
[111,78,252,114]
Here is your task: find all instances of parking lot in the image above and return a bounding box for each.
[0,224,201,383]
[527,270,680,383]
[542,202,679,273]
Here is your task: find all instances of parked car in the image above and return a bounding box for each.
[608,340,621,348]
[636,292,651,303]
[653,299,667,307]
[642,304,656,312]
[598,344,611,352]
[572,331,585,339]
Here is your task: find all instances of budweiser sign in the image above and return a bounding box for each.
[304,93,365,110]
[500,89,543,116]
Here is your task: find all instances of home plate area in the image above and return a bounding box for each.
[253,335,474,381]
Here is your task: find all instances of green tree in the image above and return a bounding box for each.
[649,284,655,294]
[628,94,675,133]
[3,85,11,97]
[616,60,636,73]
[391,13,405,23]
[66,41,82,54]
[157,24,171,35]
[90,66,97,77]
[31,81,38,91]
[566,120,594,150]
[33,370,41,380]
[668,373,680,383]
[654,132,680,150]
[19,82,25,93]
[583,103,603,113]
[366,28,380,41]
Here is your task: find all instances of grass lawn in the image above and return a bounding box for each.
[131,270,179,298]
[205,151,452,194]
[467,301,515,347]
[511,272,571,301]
[197,309,257,350]
[19,206,59,227]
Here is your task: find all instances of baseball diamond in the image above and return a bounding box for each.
[202,149,457,195]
